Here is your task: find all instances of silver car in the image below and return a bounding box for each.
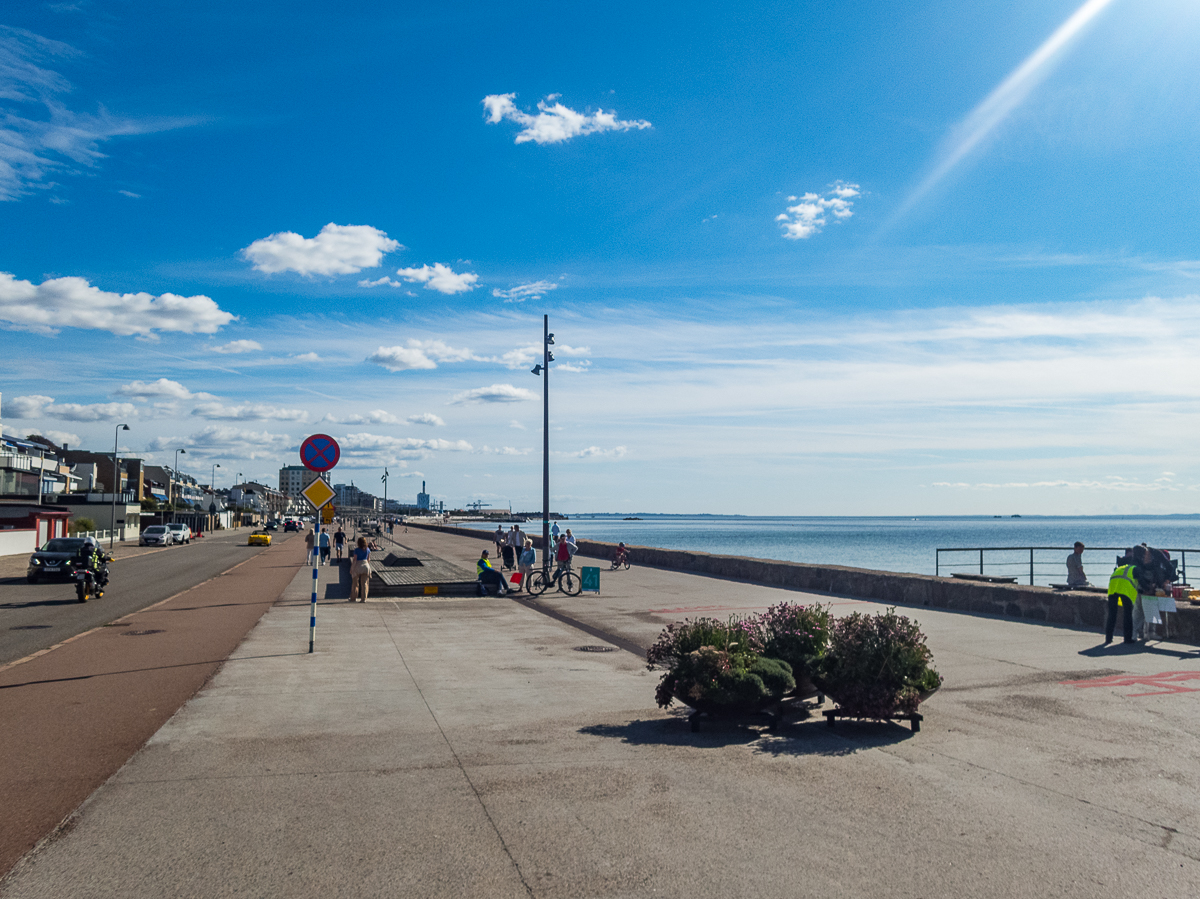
[140,525,173,546]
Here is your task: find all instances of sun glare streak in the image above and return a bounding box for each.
[889,0,1120,227]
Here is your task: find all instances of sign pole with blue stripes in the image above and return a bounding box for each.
[299,434,341,655]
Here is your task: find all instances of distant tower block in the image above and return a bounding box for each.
[417,480,430,511]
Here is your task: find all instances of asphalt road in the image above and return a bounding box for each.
[0,530,300,666]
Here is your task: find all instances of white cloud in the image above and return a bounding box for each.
[556,361,591,373]
[478,445,530,455]
[509,419,526,430]
[213,339,262,354]
[391,263,479,295]
[406,413,445,427]
[336,432,473,464]
[777,182,860,240]
[366,346,438,372]
[366,339,476,371]
[322,410,402,425]
[241,223,401,276]
[39,429,80,447]
[192,402,310,422]
[482,93,651,145]
[449,384,537,405]
[555,344,590,357]
[408,339,476,362]
[0,26,199,200]
[496,345,541,369]
[492,280,558,302]
[147,425,294,460]
[118,190,140,198]
[290,352,320,362]
[0,272,235,336]
[563,445,627,459]
[112,378,212,401]
[4,394,139,421]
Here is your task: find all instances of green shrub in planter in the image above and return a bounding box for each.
[817,607,942,718]
[646,618,794,712]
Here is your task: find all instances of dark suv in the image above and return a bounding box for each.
[27,537,89,583]
[284,520,301,532]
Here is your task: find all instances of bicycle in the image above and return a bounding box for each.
[609,552,630,571]
[529,563,582,596]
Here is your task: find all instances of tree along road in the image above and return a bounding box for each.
[0,530,300,667]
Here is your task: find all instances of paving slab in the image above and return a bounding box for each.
[3,528,1199,898]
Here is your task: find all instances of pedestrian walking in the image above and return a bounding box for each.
[334,526,346,560]
[349,536,372,602]
[504,524,521,570]
[318,529,331,566]
[494,524,505,556]
[551,520,560,541]
[304,527,315,563]
[517,539,536,592]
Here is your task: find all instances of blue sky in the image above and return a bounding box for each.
[2,0,1200,515]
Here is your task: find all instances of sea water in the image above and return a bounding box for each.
[457,516,1200,587]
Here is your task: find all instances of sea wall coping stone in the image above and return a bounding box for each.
[405,521,1200,646]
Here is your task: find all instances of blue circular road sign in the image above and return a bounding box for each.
[300,434,340,472]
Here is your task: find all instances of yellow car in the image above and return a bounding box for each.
[247,530,272,546]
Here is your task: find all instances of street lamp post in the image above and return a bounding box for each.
[172,448,187,524]
[236,472,243,525]
[530,315,554,572]
[381,468,389,525]
[210,462,221,532]
[111,424,130,549]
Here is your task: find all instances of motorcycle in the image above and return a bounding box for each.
[72,555,110,603]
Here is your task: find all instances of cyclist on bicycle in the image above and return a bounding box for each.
[613,542,628,567]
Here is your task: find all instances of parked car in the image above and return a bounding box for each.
[27,537,89,583]
[165,523,192,544]
[140,525,174,547]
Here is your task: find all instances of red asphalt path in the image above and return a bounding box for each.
[0,535,308,878]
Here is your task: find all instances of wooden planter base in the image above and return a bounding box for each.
[823,707,923,732]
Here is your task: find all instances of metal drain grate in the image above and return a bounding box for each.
[574,645,616,653]
[121,629,165,636]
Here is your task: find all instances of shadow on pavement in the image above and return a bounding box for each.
[1078,642,1200,660]
[580,716,764,748]
[324,559,351,600]
[582,710,918,756]
[0,653,308,690]
[0,598,83,610]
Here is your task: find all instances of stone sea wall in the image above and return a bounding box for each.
[406,521,1200,646]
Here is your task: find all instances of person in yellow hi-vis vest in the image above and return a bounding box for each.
[1105,558,1142,645]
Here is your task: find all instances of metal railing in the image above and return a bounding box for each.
[935,546,1194,587]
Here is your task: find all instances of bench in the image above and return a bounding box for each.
[951,573,1018,584]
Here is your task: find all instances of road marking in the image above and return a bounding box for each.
[1061,670,1200,697]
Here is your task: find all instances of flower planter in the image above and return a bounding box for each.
[814,677,938,732]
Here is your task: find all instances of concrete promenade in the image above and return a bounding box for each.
[3,527,1200,897]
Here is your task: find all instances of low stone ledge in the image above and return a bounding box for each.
[404,521,1200,646]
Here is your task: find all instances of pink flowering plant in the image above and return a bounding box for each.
[816,607,942,718]
[752,602,832,680]
[646,617,795,712]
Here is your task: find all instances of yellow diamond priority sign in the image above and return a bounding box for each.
[301,477,335,510]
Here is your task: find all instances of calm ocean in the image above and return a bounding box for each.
[456,516,1200,587]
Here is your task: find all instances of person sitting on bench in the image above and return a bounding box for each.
[477,550,508,595]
